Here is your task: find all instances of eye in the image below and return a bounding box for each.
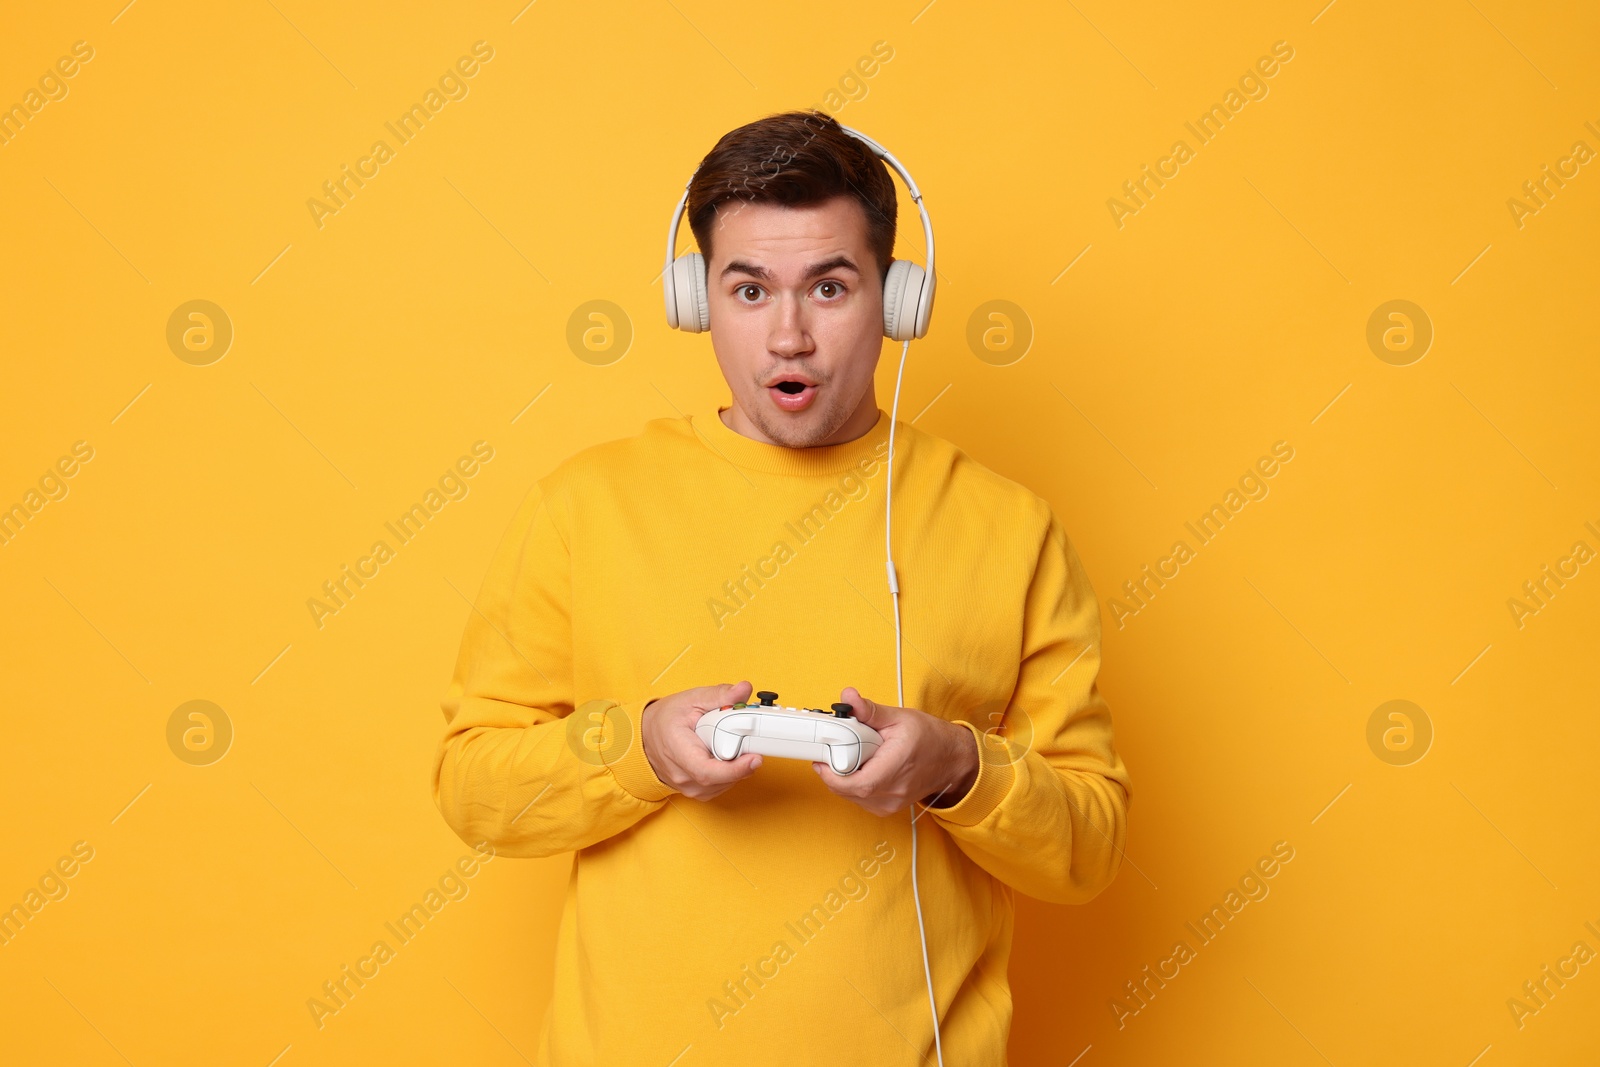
[814,280,846,300]
[735,284,765,303]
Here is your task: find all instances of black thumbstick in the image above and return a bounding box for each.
[757,691,778,706]
[831,703,853,719]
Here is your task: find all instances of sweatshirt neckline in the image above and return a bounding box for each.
[691,404,892,475]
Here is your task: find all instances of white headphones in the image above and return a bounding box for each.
[662,123,935,341]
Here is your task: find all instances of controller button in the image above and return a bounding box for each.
[831,703,853,718]
[756,691,779,706]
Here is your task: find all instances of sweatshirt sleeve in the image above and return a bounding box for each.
[432,477,677,859]
[926,507,1133,905]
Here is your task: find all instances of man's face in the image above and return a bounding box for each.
[705,194,884,447]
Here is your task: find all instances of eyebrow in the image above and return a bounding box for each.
[720,255,861,282]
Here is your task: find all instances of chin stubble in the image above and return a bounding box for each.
[750,388,846,448]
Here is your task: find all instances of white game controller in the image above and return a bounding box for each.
[696,690,883,775]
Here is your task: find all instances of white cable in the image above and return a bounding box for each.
[884,335,944,1067]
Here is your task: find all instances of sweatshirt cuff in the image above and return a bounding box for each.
[601,697,677,803]
[925,719,1016,827]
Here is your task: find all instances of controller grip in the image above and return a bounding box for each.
[829,743,862,775]
[711,729,745,761]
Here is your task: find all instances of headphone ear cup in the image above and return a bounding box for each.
[882,259,925,342]
[663,254,679,327]
[914,267,934,340]
[689,252,709,332]
[668,252,709,332]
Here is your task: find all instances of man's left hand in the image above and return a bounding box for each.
[812,687,979,817]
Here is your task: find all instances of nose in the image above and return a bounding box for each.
[767,291,813,359]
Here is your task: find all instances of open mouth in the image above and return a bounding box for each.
[767,379,818,412]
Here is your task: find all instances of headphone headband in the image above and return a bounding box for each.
[834,123,935,285]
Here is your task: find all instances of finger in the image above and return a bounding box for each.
[684,780,733,802]
[813,762,849,794]
[811,766,899,816]
[687,747,763,785]
[697,679,752,712]
[842,686,895,730]
[821,738,903,791]
[813,760,871,795]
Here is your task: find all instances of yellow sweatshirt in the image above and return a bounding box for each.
[433,404,1131,1066]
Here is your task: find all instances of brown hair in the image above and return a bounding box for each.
[686,109,898,280]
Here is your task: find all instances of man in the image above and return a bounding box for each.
[433,109,1131,1066]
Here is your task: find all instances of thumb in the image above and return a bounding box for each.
[843,687,898,729]
[714,679,752,708]
[687,681,749,723]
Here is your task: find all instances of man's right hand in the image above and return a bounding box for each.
[640,680,763,801]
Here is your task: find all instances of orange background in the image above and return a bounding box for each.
[2,1,1597,1064]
